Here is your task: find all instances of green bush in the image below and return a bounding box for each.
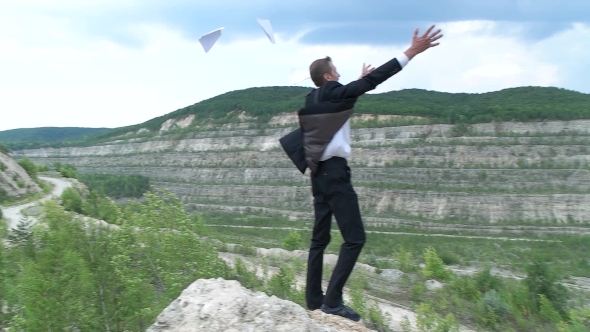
[0,188,7,204]
[233,258,263,291]
[394,245,418,273]
[524,259,569,318]
[422,247,453,281]
[447,277,480,301]
[282,229,303,251]
[57,164,77,178]
[438,251,461,266]
[60,187,82,213]
[482,289,510,318]
[406,302,460,332]
[17,158,38,180]
[264,264,305,307]
[77,173,150,198]
[474,267,503,293]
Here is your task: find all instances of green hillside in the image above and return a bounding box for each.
[89,85,590,141]
[6,85,590,150]
[0,127,110,145]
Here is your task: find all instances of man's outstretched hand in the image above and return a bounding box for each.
[404,25,443,60]
[359,63,375,79]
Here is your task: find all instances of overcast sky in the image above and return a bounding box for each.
[1,0,589,131]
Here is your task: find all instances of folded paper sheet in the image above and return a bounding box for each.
[199,27,224,53]
[257,18,275,44]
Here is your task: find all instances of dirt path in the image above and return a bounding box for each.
[1,176,73,230]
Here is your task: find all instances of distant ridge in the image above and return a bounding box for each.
[0,126,111,141]
[0,127,110,147]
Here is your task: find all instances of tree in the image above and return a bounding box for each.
[282,229,303,251]
[60,188,82,213]
[524,258,569,318]
[17,158,38,180]
[422,247,453,281]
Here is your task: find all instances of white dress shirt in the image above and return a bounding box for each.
[319,53,410,161]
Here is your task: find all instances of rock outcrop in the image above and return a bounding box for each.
[146,278,375,332]
[0,152,41,199]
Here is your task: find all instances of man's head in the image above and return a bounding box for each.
[309,56,340,87]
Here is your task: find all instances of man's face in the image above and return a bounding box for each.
[323,62,340,83]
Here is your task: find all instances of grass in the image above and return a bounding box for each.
[202,212,590,332]
[199,211,590,278]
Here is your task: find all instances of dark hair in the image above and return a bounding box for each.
[309,56,332,87]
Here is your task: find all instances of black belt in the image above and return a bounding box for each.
[319,156,347,164]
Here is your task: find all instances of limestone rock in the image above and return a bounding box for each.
[0,152,41,198]
[425,279,444,291]
[146,278,375,332]
[380,269,404,281]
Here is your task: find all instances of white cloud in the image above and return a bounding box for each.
[0,0,139,11]
[0,11,588,131]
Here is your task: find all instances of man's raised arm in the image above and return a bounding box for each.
[323,25,443,101]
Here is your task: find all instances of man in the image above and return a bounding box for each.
[299,25,443,321]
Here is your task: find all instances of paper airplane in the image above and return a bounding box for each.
[257,18,275,44]
[199,27,224,53]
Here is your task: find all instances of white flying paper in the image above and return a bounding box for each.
[257,18,275,44]
[199,27,224,53]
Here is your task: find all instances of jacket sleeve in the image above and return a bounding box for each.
[323,55,408,100]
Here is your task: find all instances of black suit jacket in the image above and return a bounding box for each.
[279,56,405,174]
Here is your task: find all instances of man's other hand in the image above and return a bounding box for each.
[358,63,375,79]
[404,25,443,60]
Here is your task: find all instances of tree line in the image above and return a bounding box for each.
[52,162,150,199]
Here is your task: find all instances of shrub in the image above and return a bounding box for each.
[17,157,38,179]
[233,258,263,291]
[474,266,503,293]
[438,252,461,266]
[60,187,82,213]
[422,247,453,282]
[265,264,305,307]
[282,229,303,251]
[395,245,418,273]
[524,259,569,318]
[482,289,510,318]
[448,277,480,301]
[410,302,460,332]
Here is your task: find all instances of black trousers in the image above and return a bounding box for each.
[305,157,366,309]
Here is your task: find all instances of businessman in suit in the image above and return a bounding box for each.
[300,25,443,321]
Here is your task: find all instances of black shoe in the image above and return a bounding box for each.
[320,303,361,322]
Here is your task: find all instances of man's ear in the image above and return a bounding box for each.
[322,72,330,82]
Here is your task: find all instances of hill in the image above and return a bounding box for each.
[4,85,590,151]
[90,85,590,140]
[0,127,110,150]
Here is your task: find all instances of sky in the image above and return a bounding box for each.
[0,0,589,131]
